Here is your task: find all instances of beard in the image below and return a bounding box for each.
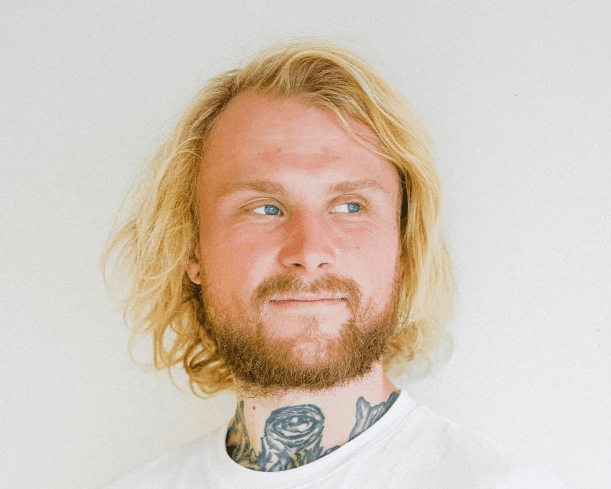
[197,259,403,397]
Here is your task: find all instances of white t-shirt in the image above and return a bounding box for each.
[103,391,564,488]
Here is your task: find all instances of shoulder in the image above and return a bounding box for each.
[101,429,218,489]
[398,405,565,488]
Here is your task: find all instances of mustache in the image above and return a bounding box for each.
[254,272,363,308]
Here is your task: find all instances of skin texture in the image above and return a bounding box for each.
[186,91,404,470]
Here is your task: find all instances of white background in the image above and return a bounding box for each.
[1,1,609,488]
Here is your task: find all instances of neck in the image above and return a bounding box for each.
[225,362,400,471]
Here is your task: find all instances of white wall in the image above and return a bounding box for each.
[1,1,609,488]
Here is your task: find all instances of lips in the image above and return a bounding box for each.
[270,297,344,303]
[273,299,339,303]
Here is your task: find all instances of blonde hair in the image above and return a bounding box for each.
[101,39,456,397]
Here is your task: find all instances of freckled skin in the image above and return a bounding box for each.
[226,391,400,471]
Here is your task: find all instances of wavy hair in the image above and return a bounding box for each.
[101,39,456,397]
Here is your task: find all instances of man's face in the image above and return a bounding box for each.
[187,92,403,394]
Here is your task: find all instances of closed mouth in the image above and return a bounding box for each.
[270,298,344,303]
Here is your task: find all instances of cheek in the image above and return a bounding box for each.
[355,226,400,301]
[200,226,271,297]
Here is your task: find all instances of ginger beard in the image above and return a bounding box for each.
[197,256,403,396]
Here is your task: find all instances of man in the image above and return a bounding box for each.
[102,39,564,488]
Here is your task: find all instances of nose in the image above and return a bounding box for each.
[277,208,337,272]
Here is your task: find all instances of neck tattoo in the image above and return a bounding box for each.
[226,390,399,471]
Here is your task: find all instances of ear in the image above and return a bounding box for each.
[186,243,202,285]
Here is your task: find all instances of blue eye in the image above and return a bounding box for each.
[332,203,361,213]
[252,204,282,216]
[250,202,363,217]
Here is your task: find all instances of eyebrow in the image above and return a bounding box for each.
[217,178,390,201]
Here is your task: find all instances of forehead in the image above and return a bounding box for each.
[208,91,380,150]
[200,92,399,195]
